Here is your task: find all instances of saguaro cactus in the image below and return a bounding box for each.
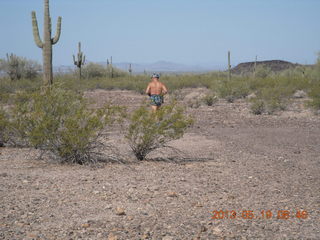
[128,63,132,75]
[253,55,257,78]
[73,42,85,79]
[31,0,62,85]
[228,51,231,81]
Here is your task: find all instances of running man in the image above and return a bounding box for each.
[145,73,168,112]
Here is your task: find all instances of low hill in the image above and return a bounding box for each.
[231,60,301,75]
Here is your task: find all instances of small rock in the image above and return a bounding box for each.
[105,204,112,210]
[26,231,38,239]
[115,207,126,216]
[127,215,134,220]
[195,202,203,207]
[162,236,174,240]
[200,225,208,232]
[247,93,256,99]
[108,233,118,240]
[142,231,151,239]
[22,180,29,184]
[93,190,100,194]
[81,223,90,228]
[212,226,222,235]
[293,90,307,98]
[167,192,178,197]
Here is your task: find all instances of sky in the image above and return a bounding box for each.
[0,0,319,69]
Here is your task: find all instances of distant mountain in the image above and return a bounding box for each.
[53,61,221,73]
[97,60,216,73]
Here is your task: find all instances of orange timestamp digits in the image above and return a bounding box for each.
[211,210,308,220]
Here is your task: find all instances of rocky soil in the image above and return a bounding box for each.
[0,89,319,239]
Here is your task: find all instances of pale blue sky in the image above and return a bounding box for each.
[0,0,319,68]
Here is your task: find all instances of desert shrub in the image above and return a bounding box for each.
[82,62,106,79]
[11,85,124,164]
[255,65,272,79]
[0,54,41,80]
[250,98,265,115]
[82,63,128,79]
[187,99,201,108]
[217,78,250,102]
[126,102,193,160]
[0,108,10,146]
[202,94,218,106]
[253,86,290,114]
[306,54,320,111]
[307,83,320,111]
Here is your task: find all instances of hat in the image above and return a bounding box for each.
[151,73,160,78]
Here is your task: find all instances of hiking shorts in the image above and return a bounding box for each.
[150,94,164,106]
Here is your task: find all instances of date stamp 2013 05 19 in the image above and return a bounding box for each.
[211,210,308,220]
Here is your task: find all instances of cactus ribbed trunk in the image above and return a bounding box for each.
[31,0,61,86]
[43,0,53,85]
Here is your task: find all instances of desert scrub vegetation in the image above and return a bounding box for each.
[7,84,124,164]
[0,107,10,146]
[1,55,320,115]
[202,94,218,106]
[126,102,193,160]
[0,54,41,81]
[216,77,251,102]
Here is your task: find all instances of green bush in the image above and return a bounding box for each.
[307,83,320,111]
[82,62,106,79]
[255,65,272,79]
[202,94,218,106]
[0,54,41,80]
[0,108,10,146]
[217,78,250,102]
[81,63,128,79]
[11,85,124,164]
[126,102,193,160]
[250,98,265,115]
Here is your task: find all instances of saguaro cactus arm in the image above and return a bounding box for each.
[52,16,62,44]
[31,11,44,48]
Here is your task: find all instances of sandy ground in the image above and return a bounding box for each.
[0,89,319,240]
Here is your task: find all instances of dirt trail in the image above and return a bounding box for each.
[1,89,319,239]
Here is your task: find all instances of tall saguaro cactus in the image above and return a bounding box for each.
[31,0,62,85]
[228,51,231,81]
[73,42,85,79]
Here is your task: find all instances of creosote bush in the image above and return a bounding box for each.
[11,85,124,164]
[126,102,193,160]
[202,94,218,106]
[0,55,41,80]
[250,99,265,115]
[0,108,9,146]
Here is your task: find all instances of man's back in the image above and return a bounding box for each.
[147,81,167,95]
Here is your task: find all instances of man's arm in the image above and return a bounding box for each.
[162,83,168,95]
[145,83,151,95]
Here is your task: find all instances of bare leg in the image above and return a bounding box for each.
[151,105,158,112]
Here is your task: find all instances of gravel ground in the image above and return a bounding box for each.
[0,89,319,240]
